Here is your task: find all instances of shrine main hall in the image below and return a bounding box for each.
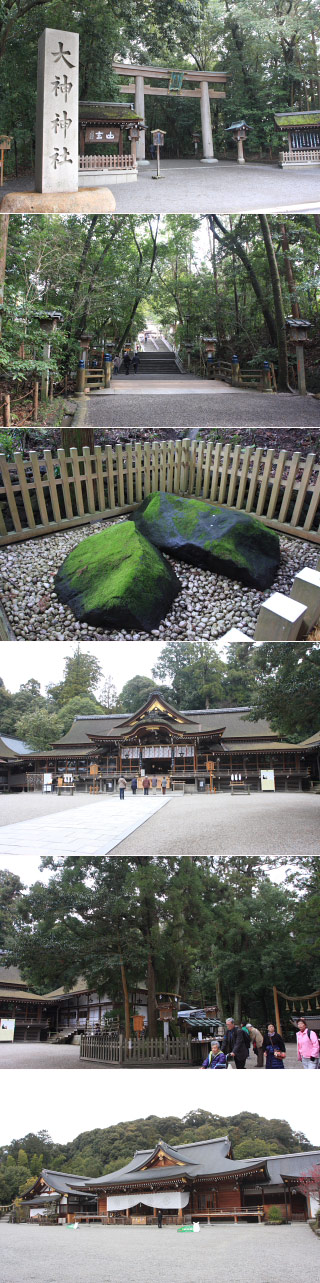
[0,693,319,794]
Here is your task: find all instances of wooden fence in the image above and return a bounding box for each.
[80,1033,192,1064]
[0,440,319,547]
[79,154,135,170]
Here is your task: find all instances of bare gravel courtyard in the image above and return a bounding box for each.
[1,1222,319,1283]
[0,1041,300,1070]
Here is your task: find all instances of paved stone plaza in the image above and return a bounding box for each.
[81,388,320,427]
[0,792,318,857]
[2,160,320,213]
[1,1222,319,1282]
[0,794,168,857]
[0,1041,301,1070]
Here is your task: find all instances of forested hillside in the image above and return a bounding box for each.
[0,1110,316,1204]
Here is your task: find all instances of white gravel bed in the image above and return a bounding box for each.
[0,517,319,641]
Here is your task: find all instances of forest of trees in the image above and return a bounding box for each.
[1,642,319,748]
[0,1110,316,1205]
[1,855,320,1038]
[1,214,320,406]
[1,1,320,168]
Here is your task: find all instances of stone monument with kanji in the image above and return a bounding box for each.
[35,28,79,192]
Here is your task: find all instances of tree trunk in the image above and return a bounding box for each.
[0,214,9,337]
[147,951,158,1037]
[233,990,242,1024]
[215,975,224,1021]
[259,215,290,391]
[119,955,131,1040]
[280,223,300,318]
[60,430,95,454]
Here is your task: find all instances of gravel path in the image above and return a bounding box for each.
[83,391,320,427]
[0,1042,301,1070]
[1,1223,319,1282]
[3,159,320,213]
[1,517,318,641]
[111,793,320,856]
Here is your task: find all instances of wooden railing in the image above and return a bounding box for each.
[0,441,319,546]
[80,1033,192,1064]
[280,148,320,164]
[79,154,135,170]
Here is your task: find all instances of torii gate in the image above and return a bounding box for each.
[112,63,228,164]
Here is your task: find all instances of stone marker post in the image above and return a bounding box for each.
[35,28,79,193]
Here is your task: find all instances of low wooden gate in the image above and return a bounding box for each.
[80,1033,192,1064]
[0,440,319,545]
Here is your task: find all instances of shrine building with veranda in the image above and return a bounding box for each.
[0,692,319,794]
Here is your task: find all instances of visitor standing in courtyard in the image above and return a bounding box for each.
[124,352,131,375]
[161,775,167,794]
[143,776,151,795]
[263,1024,286,1068]
[131,776,138,796]
[157,1209,163,1228]
[221,1018,248,1069]
[118,775,127,800]
[296,1019,319,1068]
[151,776,158,792]
[202,1040,227,1069]
[247,1022,264,1068]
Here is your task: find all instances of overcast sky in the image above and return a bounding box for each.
[0,1070,319,1149]
[0,642,166,697]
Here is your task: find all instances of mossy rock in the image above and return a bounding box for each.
[55,521,180,631]
[133,492,280,590]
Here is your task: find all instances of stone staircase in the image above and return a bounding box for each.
[118,347,188,381]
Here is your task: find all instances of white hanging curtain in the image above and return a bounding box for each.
[106,1190,190,1211]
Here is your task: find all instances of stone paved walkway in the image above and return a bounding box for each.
[0,1223,318,1282]
[81,390,320,427]
[2,160,320,213]
[0,795,168,857]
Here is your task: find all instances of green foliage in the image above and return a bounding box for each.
[267,1204,284,1223]
[241,644,320,741]
[47,647,104,708]
[15,708,63,751]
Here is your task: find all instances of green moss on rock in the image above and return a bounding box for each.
[55,520,180,631]
[133,492,280,590]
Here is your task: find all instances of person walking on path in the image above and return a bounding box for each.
[202,1040,227,1069]
[118,775,127,800]
[124,352,131,375]
[161,776,167,795]
[221,1018,248,1069]
[157,1210,163,1228]
[296,1019,319,1068]
[132,352,139,373]
[263,1023,286,1068]
[247,1022,264,1068]
[113,354,120,375]
[131,776,138,796]
[143,776,151,796]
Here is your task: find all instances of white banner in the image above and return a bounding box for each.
[107,1191,189,1211]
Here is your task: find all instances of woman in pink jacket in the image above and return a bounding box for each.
[297,1018,319,1069]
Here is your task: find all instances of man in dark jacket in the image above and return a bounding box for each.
[222,1017,248,1069]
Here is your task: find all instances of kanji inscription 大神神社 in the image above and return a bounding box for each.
[35,28,79,192]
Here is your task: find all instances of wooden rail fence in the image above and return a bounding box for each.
[80,1033,192,1064]
[0,441,319,546]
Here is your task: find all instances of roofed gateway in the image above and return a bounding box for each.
[21,1136,320,1225]
[0,692,319,794]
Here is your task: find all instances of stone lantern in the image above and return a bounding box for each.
[34,309,63,400]
[286,317,311,395]
[184,339,193,372]
[192,129,201,156]
[76,332,92,395]
[201,334,217,379]
[226,120,251,164]
[128,124,141,167]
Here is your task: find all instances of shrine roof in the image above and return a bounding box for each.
[53,706,277,748]
[0,735,33,758]
[274,112,320,128]
[79,101,141,123]
[41,1142,320,1197]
